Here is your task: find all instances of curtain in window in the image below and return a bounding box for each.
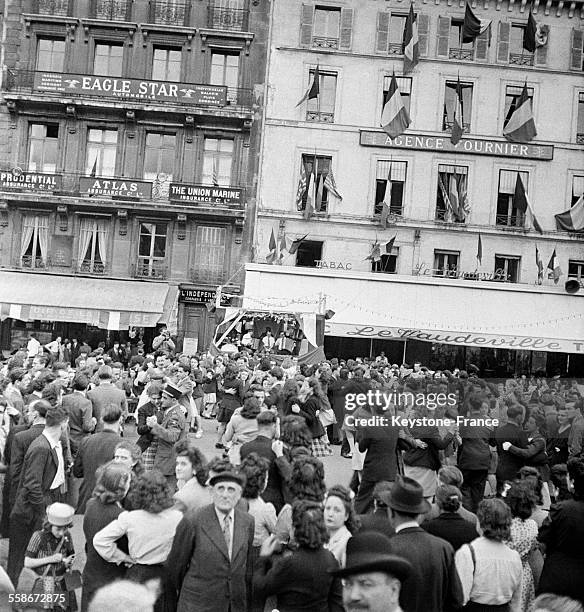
[96,219,109,269]
[573,175,584,196]
[499,170,529,194]
[377,161,407,181]
[438,166,469,222]
[20,216,35,260]
[78,218,94,268]
[36,216,49,265]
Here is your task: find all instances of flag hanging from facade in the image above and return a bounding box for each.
[279,235,288,261]
[462,3,491,43]
[295,163,307,210]
[514,173,543,233]
[523,11,549,52]
[366,241,382,262]
[303,171,315,220]
[315,174,324,212]
[476,233,482,265]
[555,194,584,232]
[381,74,411,138]
[90,156,98,177]
[380,164,392,229]
[535,246,544,285]
[266,228,277,264]
[448,175,461,219]
[403,3,419,74]
[324,170,343,201]
[503,83,537,143]
[547,249,562,284]
[212,157,219,186]
[385,235,396,253]
[289,234,309,255]
[296,64,320,107]
[451,77,464,145]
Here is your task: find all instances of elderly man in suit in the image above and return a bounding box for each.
[148,382,186,490]
[87,365,128,430]
[166,471,255,612]
[7,404,69,583]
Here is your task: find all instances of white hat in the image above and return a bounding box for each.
[46,503,74,527]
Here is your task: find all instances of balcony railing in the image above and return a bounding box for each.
[135,258,167,280]
[449,47,474,60]
[374,204,403,217]
[577,133,584,145]
[20,255,48,269]
[306,111,334,123]
[510,52,534,66]
[496,214,524,228]
[78,261,107,275]
[89,0,133,21]
[443,121,471,133]
[148,0,191,26]
[31,0,73,16]
[435,208,465,223]
[191,268,226,285]
[313,36,339,49]
[388,42,404,55]
[208,3,249,31]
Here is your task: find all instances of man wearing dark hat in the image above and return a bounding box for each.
[332,531,411,612]
[167,471,254,612]
[147,382,186,490]
[387,476,463,612]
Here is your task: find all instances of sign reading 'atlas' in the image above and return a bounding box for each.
[0,171,61,191]
[79,177,152,199]
[169,184,243,206]
[360,131,554,160]
[33,72,227,106]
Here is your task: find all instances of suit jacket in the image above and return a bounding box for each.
[240,435,292,514]
[151,404,186,476]
[495,422,529,483]
[62,392,94,455]
[389,526,464,612]
[73,430,121,514]
[357,509,395,539]
[167,504,255,612]
[11,434,59,526]
[87,382,128,430]
[358,424,400,482]
[9,424,45,506]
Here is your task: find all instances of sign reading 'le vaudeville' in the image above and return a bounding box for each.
[169,184,243,206]
[79,177,152,199]
[0,171,62,191]
[360,131,554,161]
[34,73,227,107]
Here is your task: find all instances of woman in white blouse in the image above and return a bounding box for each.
[323,485,359,568]
[93,470,183,612]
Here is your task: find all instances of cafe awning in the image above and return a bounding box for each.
[0,270,177,330]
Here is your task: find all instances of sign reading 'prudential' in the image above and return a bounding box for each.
[33,73,227,106]
[360,131,554,160]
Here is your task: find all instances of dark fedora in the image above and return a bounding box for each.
[162,382,182,400]
[386,476,431,514]
[331,532,411,580]
[208,471,246,488]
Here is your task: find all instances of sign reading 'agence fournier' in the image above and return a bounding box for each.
[34,73,227,106]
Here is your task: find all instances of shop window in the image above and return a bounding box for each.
[85,128,118,177]
[382,75,412,116]
[568,260,584,281]
[152,46,182,82]
[372,247,399,274]
[509,24,534,66]
[144,133,176,199]
[494,255,521,282]
[577,93,584,144]
[295,240,323,267]
[93,43,124,77]
[307,70,337,123]
[137,222,167,278]
[78,218,109,274]
[298,155,331,213]
[443,81,472,133]
[496,170,529,227]
[504,85,534,128]
[433,250,459,277]
[375,160,406,216]
[28,123,59,173]
[193,225,226,284]
[36,37,65,72]
[210,51,239,103]
[572,175,584,206]
[449,19,474,60]
[202,138,233,186]
[435,164,468,223]
[21,214,49,269]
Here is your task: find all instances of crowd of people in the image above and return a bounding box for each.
[0,328,582,612]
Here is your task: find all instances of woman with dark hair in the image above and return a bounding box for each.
[93,470,182,612]
[253,500,344,612]
[280,415,312,461]
[114,441,144,475]
[517,466,550,527]
[424,485,478,551]
[281,379,300,417]
[82,462,132,611]
[455,498,523,610]
[172,439,211,513]
[298,377,332,457]
[216,363,243,448]
[221,396,261,465]
[538,457,584,605]
[274,456,326,545]
[505,481,539,611]
[323,485,359,567]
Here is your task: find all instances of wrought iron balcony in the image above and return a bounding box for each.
[20,255,48,270]
[306,111,334,123]
[78,261,107,275]
[134,258,167,280]
[442,120,471,133]
[148,0,191,26]
[510,52,534,66]
[31,0,74,16]
[89,0,133,21]
[207,2,249,31]
[496,214,524,228]
[374,204,403,217]
[435,208,465,224]
[449,47,474,60]
[313,36,339,50]
[577,133,584,145]
[388,42,404,55]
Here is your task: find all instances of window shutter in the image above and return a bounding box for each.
[299,4,314,48]
[436,16,451,59]
[417,13,430,57]
[376,11,390,54]
[497,21,511,63]
[570,29,583,71]
[474,28,489,61]
[340,8,354,50]
[534,26,549,65]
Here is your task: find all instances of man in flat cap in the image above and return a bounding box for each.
[332,531,411,612]
[147,382,186,490]
[166,471,254,612]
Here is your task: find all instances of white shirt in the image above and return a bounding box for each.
[27,337,41,358]
[43,431,65,490]
[262,335,275,350]
[394,520,420,534]
[214,507,235,559]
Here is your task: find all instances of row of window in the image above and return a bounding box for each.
[299,4,584,71]
[293,239,584,285]
[20,214,228,283]
[35,37,242,90]
[305,69,584,144]
[298,153,583,228]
